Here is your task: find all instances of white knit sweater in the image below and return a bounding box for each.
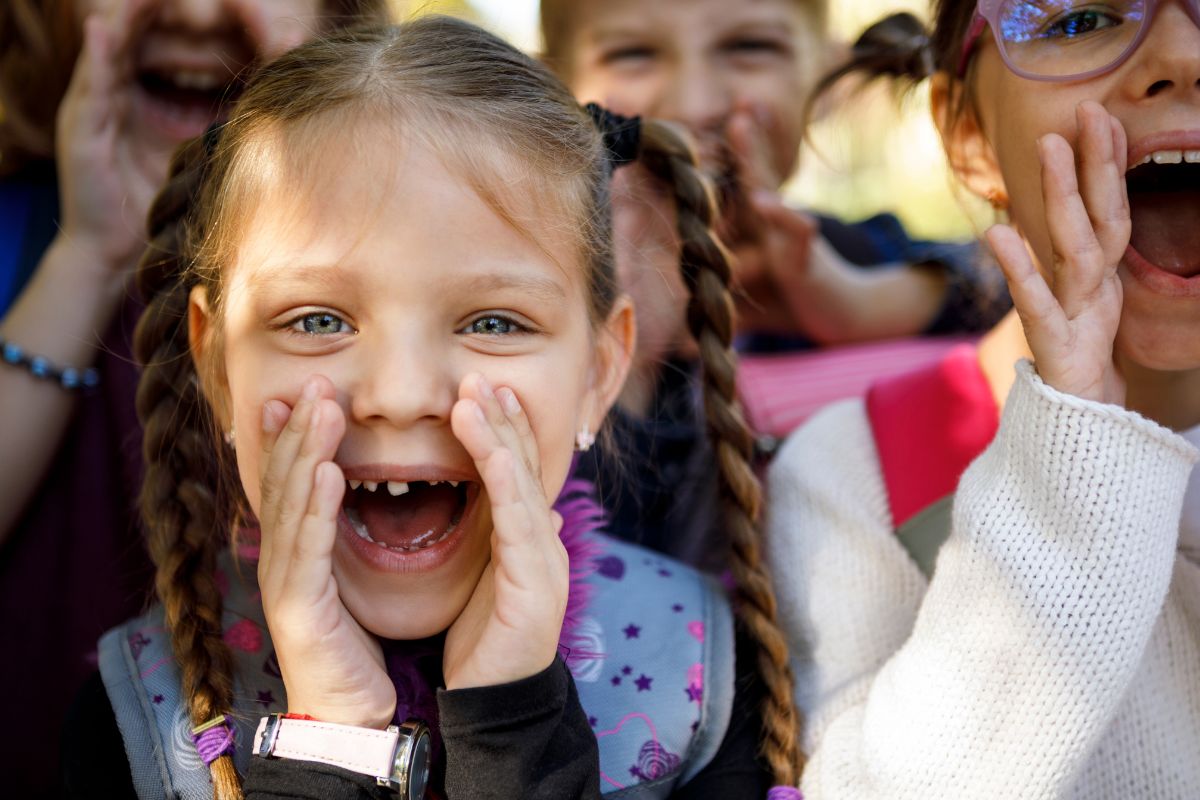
[766,361,1200,799]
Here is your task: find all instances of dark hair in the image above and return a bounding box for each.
[135,15,802,797]
[0,0,390,175]
[807,2,983,125]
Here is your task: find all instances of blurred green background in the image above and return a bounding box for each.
[391,0,988,242]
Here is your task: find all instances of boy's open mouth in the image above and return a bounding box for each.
[1125,149,1200,280]
[342,478,478,553]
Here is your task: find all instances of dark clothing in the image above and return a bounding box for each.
[0,167,153,798]
[578,213,1009,569]
[63,628,769,799]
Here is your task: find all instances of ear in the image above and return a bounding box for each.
[931,72,1007,206]
[188,284,230,428]
[586,294,637,431]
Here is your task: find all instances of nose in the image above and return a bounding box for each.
[1125,0,1200,101]
[346,334,457,430]
[157,0,229,30]
[657,56,734,137]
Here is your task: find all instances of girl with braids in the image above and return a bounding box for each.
[767,1,1200,797]
[0,1,386,794]
[537,0,1010,570]
[71,16,800,800]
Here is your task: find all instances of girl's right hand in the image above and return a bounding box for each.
[55,0,161,272]
[986,101,1129,406]
[258,376,397,729]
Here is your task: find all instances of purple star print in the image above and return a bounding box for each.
[622,624,641,639]
[635,674,653,692]
[622,665,632,675]
[611,676,622,686]
[256,690,275,707]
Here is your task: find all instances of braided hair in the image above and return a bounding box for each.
[132,15,801,797]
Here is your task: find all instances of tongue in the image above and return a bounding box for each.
[1129,190,1200,277]
[357,484,460,549]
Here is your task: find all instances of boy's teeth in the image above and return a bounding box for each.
[387,481,409,496]
[449,481,459,488]
[364,481,378,492]
[1185,150,1200,163]
[1151,149,1183,164]
[349,479,362,490]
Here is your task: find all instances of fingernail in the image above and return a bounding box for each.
[477,374,495,400]
[499,387,521,416]
[473,402,488,425]
[302,378,319,402]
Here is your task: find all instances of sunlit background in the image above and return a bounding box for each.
[391,0,988,242]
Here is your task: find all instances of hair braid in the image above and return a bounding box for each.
[636,120,804,787]
[134,136,244,800]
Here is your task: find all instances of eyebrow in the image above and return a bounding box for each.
[459,271,569,304]
[244,263,356,295]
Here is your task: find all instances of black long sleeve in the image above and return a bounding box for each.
[62,658,599,800]
[65,632,765,800]
[439,656,600,800]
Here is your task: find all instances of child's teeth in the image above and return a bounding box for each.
[449,481,459,488]
[364,481,378,492]
[388,481,409,496]
[1152,149,1183,164]
[349,479,362,490]
[430,480,441,486]
[1185,150,1200,163]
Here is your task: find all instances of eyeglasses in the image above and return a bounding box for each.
[958,0,1200,81]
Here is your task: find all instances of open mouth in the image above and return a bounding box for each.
[134,65,243,139]
[342,478,479,555]
[1125,148,1200,281]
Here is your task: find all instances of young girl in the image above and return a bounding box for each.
[768,1,1200,797]
[0,1,386,792]
[71,17,802,799]
[537,0,1010,568]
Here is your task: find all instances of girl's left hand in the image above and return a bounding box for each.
[987,101,1128,406]
[443,374,569,690]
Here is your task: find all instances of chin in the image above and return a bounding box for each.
[336,573,475,642]
[1116,269,1200,372]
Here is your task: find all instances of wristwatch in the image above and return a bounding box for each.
[253,713,431,799]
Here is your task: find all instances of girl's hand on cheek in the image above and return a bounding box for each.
[257,376,395,729]
[987,101,1128,406]
[56,0,160,272]
[444,374,569,690]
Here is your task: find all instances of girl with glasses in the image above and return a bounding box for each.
[766,1,1200,797]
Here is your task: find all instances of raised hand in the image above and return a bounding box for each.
[257,376,396,729]
[56,0,162,272]
[443,373,569,690]
[986,101,1128,406]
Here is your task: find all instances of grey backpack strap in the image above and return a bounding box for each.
[895,493,955,579]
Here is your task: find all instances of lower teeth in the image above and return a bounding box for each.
[345,508,454,552]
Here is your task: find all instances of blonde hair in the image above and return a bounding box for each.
[135,15,800,797]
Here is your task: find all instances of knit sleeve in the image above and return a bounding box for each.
[767,362,1198,799]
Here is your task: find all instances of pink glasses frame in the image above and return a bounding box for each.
[957,0,1200,81]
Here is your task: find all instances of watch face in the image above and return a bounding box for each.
[407,730,431,800]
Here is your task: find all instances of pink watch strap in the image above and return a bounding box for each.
[253,714,400,780]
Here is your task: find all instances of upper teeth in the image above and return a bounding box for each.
[348,478,462,492]
[170,70,223,91]
[387,481,409,496]
[1137,149,1200,166]
[363,481,378,492]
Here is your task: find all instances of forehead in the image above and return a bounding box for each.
[572,0,808,39]
[225,121,586,299]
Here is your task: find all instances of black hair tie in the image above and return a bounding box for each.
[585,102,642,166]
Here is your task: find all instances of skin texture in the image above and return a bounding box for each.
[0,0,327,543]
[557,0,946,382]
[189,133,634,727]
[936,2,1200,426]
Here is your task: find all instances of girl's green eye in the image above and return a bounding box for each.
[295,313,348,335]
[464,315,521,336]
